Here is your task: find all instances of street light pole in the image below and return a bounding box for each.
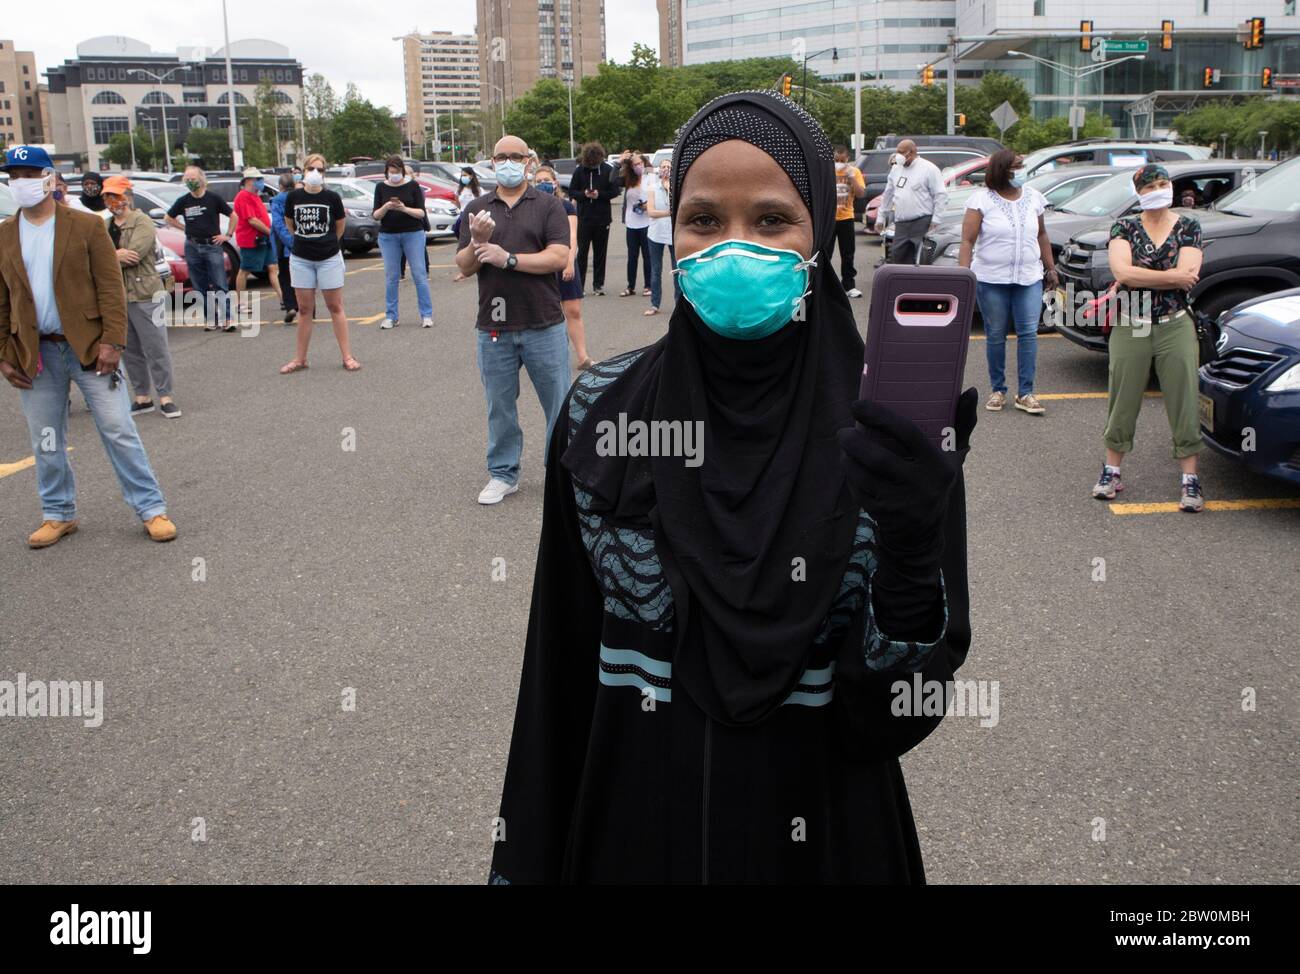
[130,66,184,174]
[853,1,862,154]
[567,76,576,158]
[1008,50,1146,141]
[221,0,243,169]
[800,47,838,107]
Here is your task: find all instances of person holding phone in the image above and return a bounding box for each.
[1093,164,1206,511]
[619,153,653,298]
[957,148,1057,416]
[280,153,360,373]
[568,142,622,296]
[488,91,975,884]
[373,154,433,329]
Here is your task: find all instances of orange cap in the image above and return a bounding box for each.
[102,175,133,196]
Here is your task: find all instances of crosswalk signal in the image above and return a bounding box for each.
[921,65,935,86]
[1080,21,1093,52]
[1246,17,1265,49]
[1261,66,1273,88]
[954,112,966,128]
[780,74,792,98]
[1161,20,1174,51]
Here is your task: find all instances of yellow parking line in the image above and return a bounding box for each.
[1,447,73,480]
[344,264,384,276]
[1110,498,1300,515]
[1036,391,1162,401]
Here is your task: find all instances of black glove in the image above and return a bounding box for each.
[836,388,978,639]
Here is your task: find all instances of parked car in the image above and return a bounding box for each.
[0,182,15,222]
[873,134,1003,155]
[324,178,383,254]
[1198,288,1300,486]
[67,196,172,285]
[926,160,1268,272]
[1055,156,1300,359]
[1017,139,1211,180]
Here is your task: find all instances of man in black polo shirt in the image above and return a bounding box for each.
[164,165,236,332]
[456,135,571,505]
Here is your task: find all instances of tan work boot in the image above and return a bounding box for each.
[28,520,79,549]
[143,514,178,542]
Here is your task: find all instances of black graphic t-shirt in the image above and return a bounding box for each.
[1110,213,1202,319]
[166,191,232,240]
[286,187,345,261]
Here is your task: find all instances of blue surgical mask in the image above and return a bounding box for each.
[459,175,471,185]
[676,239,814,341]
[535,181,556,194]
[1010,174,1025,189]
[495,160,526,187]
[254,178,265,191]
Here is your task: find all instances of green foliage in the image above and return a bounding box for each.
[1173,98,1300,156]
[1007,111,1112,152]
[102,130,164,169]
[327,96,402,161]
[239,79,292,169]
[302,73,338,154]
[182,127,233,170]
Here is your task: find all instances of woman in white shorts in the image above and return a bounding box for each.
[280,153,360,373]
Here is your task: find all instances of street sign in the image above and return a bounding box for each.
[1068,105,1087,130]
[991,100,1019,136]
[1104,40,1149,54]
[432,139,443,154]
[1273,78,1300,88]
[851,133,865,151]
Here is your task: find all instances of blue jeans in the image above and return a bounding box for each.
[379,230,433,321]
[647,239,678,309]
[184,240,230,325]
[976,280,1043,397]
[476,323,570,485]
[18,341,167,521]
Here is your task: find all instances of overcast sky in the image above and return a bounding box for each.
[11,0,660,113]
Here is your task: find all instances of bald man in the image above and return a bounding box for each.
[876,140,946,265]
[456,135,572,505]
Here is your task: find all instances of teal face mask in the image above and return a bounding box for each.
[675,238,815,340]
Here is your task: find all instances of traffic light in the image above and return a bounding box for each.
[954,113,966,128]
[921,65,935,86]
[780,74,792,98]
[1203,67,1216,87]
[1161,20,1174,51]
[1261,66,1273,88]
[1246,17,1265,49]
[1080,21,1093,53]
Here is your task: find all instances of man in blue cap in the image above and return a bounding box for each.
[0,146,178,547]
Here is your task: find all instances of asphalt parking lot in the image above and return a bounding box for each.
[1,229,1296,884]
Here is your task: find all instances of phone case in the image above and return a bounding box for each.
[859,264,976,446]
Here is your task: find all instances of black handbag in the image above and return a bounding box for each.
[1181,294,1220,364]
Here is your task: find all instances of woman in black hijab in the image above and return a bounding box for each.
[80,171,107,212]
[490,90,976,884]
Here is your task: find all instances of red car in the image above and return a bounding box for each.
[155,224,231,289]
[866,155,989,231]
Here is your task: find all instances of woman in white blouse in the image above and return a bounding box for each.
[958,149,1058,416]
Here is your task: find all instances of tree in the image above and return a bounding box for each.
[302,73,338,154]
[1174,98,1300,156]
[102,130,163,170]
[328,96,401,161]
[240,79,290,169]
[183,127,233,170]
[503,79,575,158]
[1008,111,1112,152]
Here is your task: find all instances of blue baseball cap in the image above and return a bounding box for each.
[2,145,56,172]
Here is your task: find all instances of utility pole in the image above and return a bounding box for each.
[946,35,958,136]
[221,0,243,169]
[853,0,862,155]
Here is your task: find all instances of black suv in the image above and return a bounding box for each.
[1055,156,1300,359]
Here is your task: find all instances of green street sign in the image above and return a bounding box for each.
[1103,40,1150,54]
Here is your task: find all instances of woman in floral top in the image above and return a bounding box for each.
[1093,164,1206,511]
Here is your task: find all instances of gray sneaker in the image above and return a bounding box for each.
[1179,476,1205,513]
[1092,467,1123,500]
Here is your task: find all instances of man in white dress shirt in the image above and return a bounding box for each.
[875,140,947,264]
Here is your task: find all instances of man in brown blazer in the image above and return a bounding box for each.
[0,145,177,547]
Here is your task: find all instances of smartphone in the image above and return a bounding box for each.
[859,265,976,447]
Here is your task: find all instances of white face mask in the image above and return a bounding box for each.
[387,172,403,185]
[894,153,908,167]
[1138,186,1174,211]
[304,170,324,188]
[11,175,52,209]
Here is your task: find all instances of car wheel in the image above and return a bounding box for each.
[224,242,241,279]
[346,244,374,256]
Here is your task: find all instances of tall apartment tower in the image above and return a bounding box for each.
[476,0,607,118]
[657,0,683,67]
[398,31,481,150]
[0,39,47,146]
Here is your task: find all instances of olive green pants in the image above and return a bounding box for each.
[1103,310,1205,459]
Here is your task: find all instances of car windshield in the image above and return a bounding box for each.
[1212,159,1300,214]
[1057,171,1138,216]
[140,182,188,206]
[327,180,372,201]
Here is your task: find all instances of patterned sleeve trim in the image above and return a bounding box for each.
[861,547,949,674]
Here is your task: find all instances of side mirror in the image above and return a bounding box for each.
[149,208,165,220]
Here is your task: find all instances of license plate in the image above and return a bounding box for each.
[1198,393,1214,431]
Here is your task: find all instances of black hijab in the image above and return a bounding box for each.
[563,90,865,726]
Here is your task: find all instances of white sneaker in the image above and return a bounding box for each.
[846,287,863,298]
[421,317,433,328]
[380,318,396,330]
[477,478,519,505]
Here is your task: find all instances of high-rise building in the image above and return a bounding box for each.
[0,39,46,146]
[46,36,305,170]
[476,0,607,119]
[658,0,684,67]
[398,30,481,152]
